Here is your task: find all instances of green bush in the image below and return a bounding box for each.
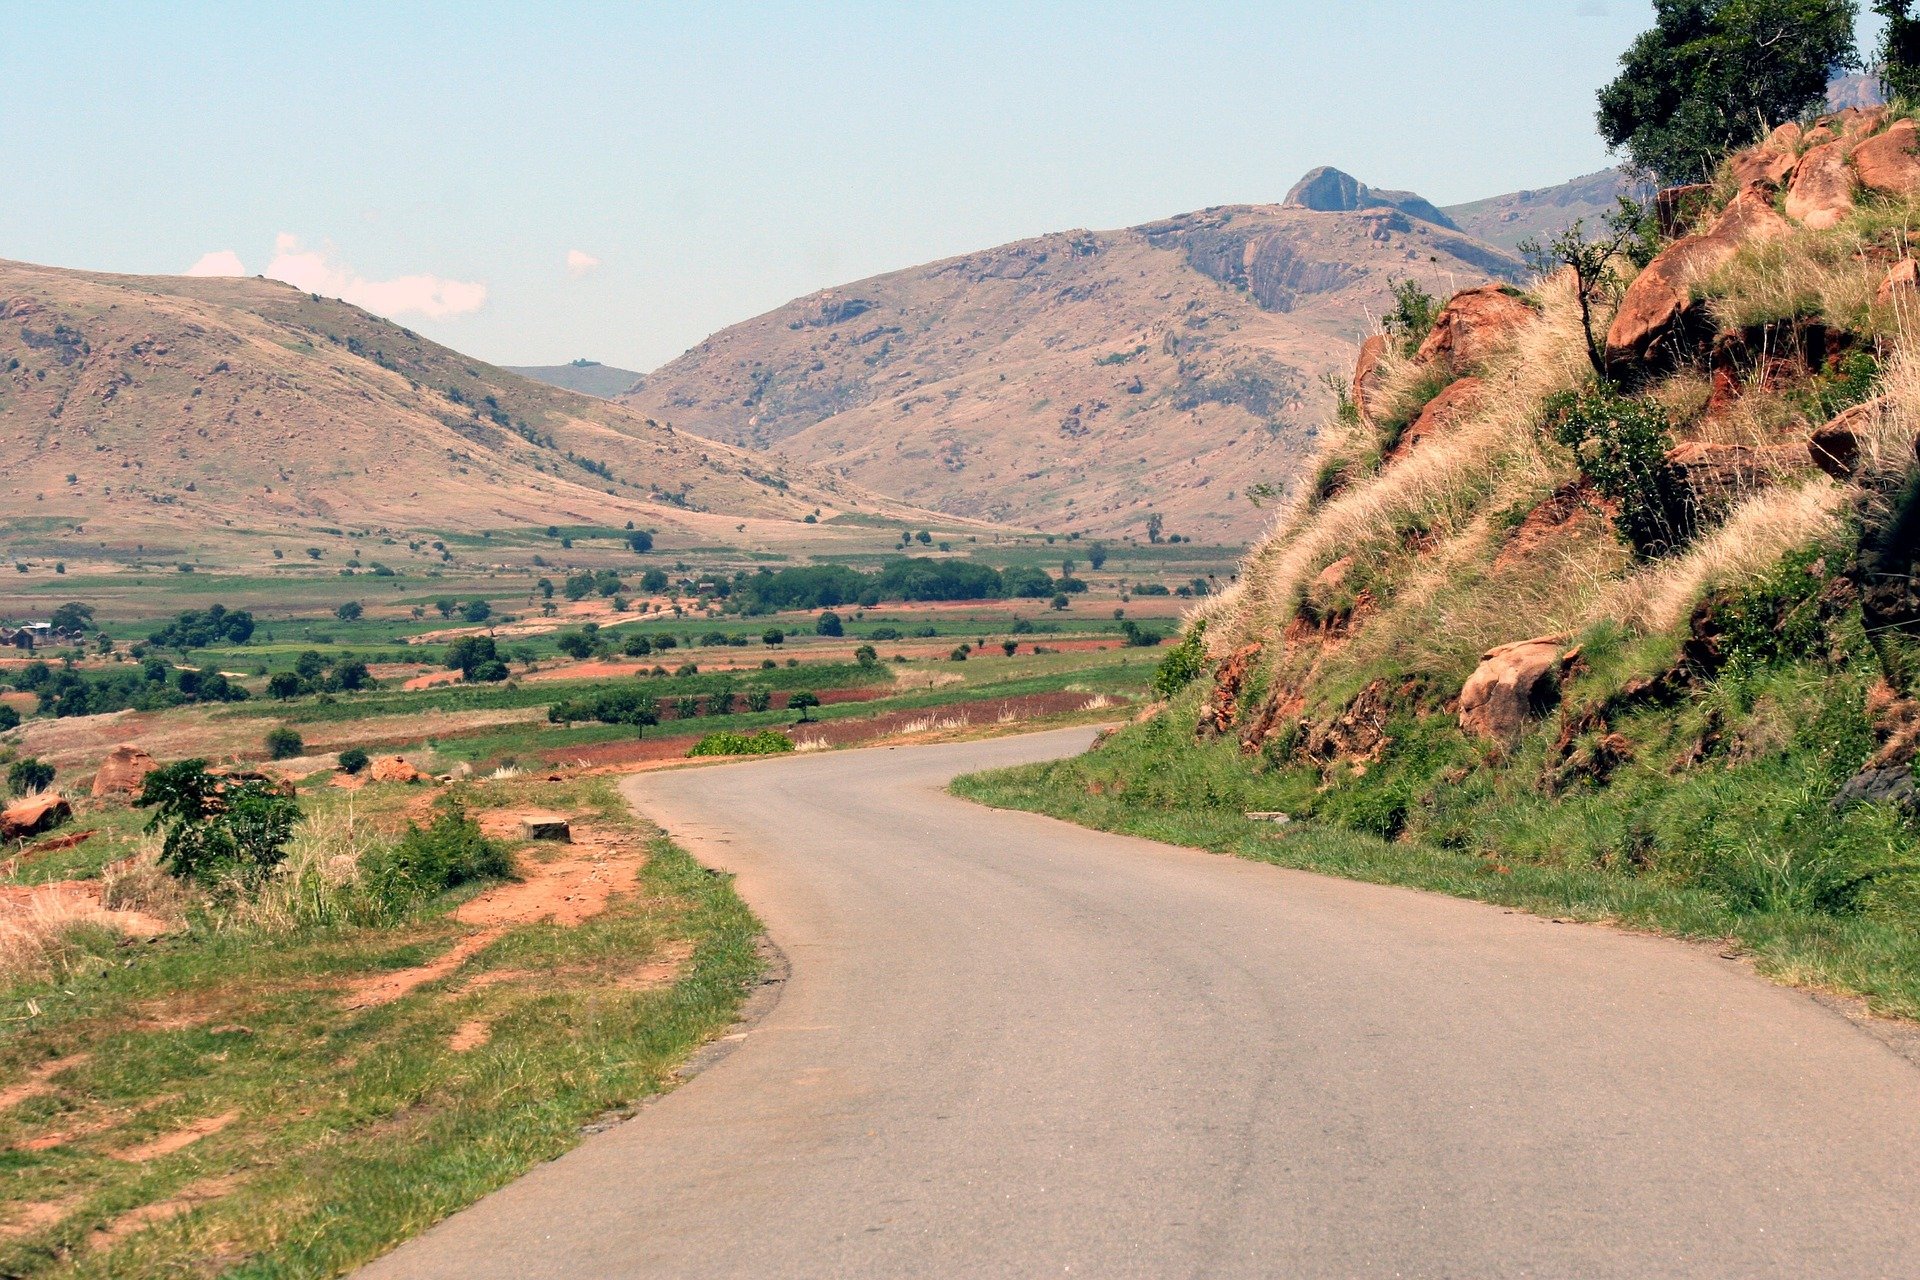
[139,760,299,886]
[337,747,370,775]
[8,757,54,795]
[0,704,20,732]
[688,729,796,757]
[359,796,515,914]
[265,727,305,760]
[1544,386,1693,558]
[1382,278,1440,354]
[1152,621,1208,700]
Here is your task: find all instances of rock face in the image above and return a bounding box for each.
[1414,286,1536,371]
[1283,167,1460,230]
[1351,334,1388,426]
[2,793,72,841]
[1665,441,1806,511]
[1875,258,1919,311]
[369,756,429,784]
[1605,186,1791,374]
[90,744,157,798]
[1727,122,1801,188]
[1783,140,1856,229]
[1853,118,1920,195]
[1458,637,1571,742]
[1809,399,1880,479]
[1390,376,1484,460]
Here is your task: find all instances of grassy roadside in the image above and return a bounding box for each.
[952,723,1920,1022]
[0,778,760,1278]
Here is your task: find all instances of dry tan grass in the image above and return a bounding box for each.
[1604,477,1851,633]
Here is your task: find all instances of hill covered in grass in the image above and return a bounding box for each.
[0,260,926,568]
[963,106,1920,1015]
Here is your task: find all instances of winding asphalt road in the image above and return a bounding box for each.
[362,727,1920,1278]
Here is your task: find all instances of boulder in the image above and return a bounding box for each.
[1458,637,1571,743]
[1351,334,1388,426]
[1809,399,1881,479]
[1606,186,1792,373]
[1413,286,1536,371]
[1783,140,1856,229]
[369,755,429,784]
[90,744,157,799]
[1389,376,1484,460]
[1,793,71,842]
[1654,184,1713,238]
[1665,441,1806,511]
[1727,125,1799,189]
[1853,119,1920,196]
[1876,258,1920,311]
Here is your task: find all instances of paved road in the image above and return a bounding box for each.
[363,727,1920,1278]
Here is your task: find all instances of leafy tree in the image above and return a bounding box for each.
[1879,1,1920,100]
[8,757,54,795]
[762,628,785,646]
[445,635,500,679]
[855,644,880,667]
[435,598,458,618]
[815,610,844,637]
[470,659,510,683]
[268,672,302,700]
[265,727,305,760]
[915,530,932,545]
[335,601,363,621]
[0,704,19,731]
[622,634,653,657]
[1382,278,1441,354]
[1002,640,1019,656]
[147,604,255,649]
[461,599,493,624]
[627,530,654,553]
[337,747,370,775]
[1145,513,1164,544]
[331,658,372,691]
[49,602,94,633]
[1519,219,1636,378]
[1088,543,1108,571]
[1596,0,1858,184]
[641,568,670,593]
[1050,593,1070,611]
[788,691,821,721]
[138,760,299,886]
[556,631,596,660]
[1545,387,1696,557]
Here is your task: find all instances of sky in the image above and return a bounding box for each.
[0,1,1837,372]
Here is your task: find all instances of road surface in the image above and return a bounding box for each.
[362,727,1920,1278]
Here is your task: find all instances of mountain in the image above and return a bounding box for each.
[504,359,645,399]
[1440,168,1647,253]
[621,178,1525,543]
[1283,166,1460,230]
[0,259,924,566]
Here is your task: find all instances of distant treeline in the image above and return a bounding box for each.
[6,658,249,718]
[738,558,1086,612]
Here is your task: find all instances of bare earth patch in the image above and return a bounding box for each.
[87,1176,239,1250]
[0,1054,92,1112]
[111,1109,239,1163]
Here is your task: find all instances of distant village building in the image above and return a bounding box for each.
[0,622,82,651]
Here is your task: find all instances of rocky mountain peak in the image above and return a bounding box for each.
[1283,166,1459,231]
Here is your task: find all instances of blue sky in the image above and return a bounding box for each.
[0,1,1784,370]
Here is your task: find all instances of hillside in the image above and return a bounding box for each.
[621,177,1526,543]
[0,260,928,566]
[967,106,1920,1015]
[504,359,646,399]
[1441,168,1646,252]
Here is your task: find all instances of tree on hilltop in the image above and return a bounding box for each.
[1876,2,1920,101]
[1597,0,1858,184]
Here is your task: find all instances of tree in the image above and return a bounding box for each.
[627,530,654,553]
[1520,218,1637,378]
[1596,0,1858,185]
[8,758,54,795]
[1088,544,1108,570]
[138,759,298,886]
[556,631,596,660]
[762,628,785,646]
[461,599,492,624]
[338,747,370,775]
[335,601,363,621]
[816,610,844,637]
[1145,513,1164,544]
[788,691,820,722]
[915,530,932,545]
[445,635,500,679]
[265,727,305,760]
[1879,1,1920,99]
[1003,639,1019,656]
[435,598,458,618]
[268,671,302,700]
[1050,593,1070,611]
[48,602,94,633]
[854,644,879,667]
[0,704,19,731]
[641,568,669,593]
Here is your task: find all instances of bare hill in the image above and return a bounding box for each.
[622,189,1525,543]
[0,259,926,565]
[1440,168,1647,252]
[504,359,646,399]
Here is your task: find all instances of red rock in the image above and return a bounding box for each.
[1809,399,1881,479]
[1654,184,1713,238]
[1605,186,1792,373]
[1351,334,1388,426]
[369,756,429,784]
[1389,376,1483,461]
[1854,119,1920,196]
[1459,637,1571,742]
[1665,441,1806,511]
[90,744,157,799]
[1728,129,1798,189]
[1,794,72,842]
[1783,140,1855,229]
[1413,285,1537,371]
[1876,258,1920,310]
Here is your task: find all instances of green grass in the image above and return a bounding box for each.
[0,777,760,1278]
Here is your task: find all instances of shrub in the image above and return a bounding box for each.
[8,757,54,795]
[1152,621,1208,701]
[265,727,305,760]
[762,628,785,646]
[816,610,844,637]
[337,747,371,775]
[139,760,299,886]
[789,691,820,721]
[1544,387,1693,558]
[0,704,19,732]
[556,631,596,660]
[1120,620,1163,647]
[360,796,515,914]
[688,729,796,757]
[854,644,879,667]
[1382,278,1440,354]
[622,634,653,657]
[746,688,773,713]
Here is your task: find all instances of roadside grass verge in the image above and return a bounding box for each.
[952,724,1920,1021]
[0,778,759,1278]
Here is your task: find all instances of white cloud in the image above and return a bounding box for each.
[263,234,487,319]
[565,249,601,278]
[185,250,247,277]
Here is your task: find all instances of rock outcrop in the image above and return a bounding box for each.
[369,756,429,784]
[1664,441,1806,512]
[1390,376,1484,460]
[1783,140,1856,229]
[90,744,157,798]
[1283,167,1460,230]
[1414,286,1536,371]
[1458,637,1572,742]
[1853,118,1920,195]
[2,793,71,841]
[1351,335,1388,426]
